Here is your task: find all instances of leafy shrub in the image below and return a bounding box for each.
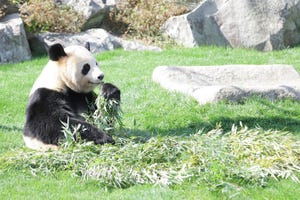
[0,0,19,20]
[0,4,8,20]
[102,0,188,40]
[19,0,84,33]
[8,0,28,5]
[0,1,28,20]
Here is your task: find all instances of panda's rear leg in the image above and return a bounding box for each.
[23,135,60,151]
[94,131,115,145]
[68,117,115,145]
[82,126,115,145]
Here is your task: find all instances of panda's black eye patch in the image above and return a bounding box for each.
[82,64,90,75]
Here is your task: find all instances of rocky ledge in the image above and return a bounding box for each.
[152,65,300,104]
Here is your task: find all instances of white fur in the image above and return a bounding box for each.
[30,45,104,95]
[23,136,59,151]
[30,60,62,95]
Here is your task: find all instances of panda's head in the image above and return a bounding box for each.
[49,43,104,93]
[31,43,104,95]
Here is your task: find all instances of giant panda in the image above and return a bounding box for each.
[23,43,120,150]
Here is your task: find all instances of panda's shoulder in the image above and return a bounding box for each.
[28,88,65,106]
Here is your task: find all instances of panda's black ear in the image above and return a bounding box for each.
[49,43,67,61]
[85,42,91,51]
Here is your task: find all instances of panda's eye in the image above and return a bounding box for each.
[82,64,90,75]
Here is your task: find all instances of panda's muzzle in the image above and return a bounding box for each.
[98,74,104,81]
[89,74,104,85]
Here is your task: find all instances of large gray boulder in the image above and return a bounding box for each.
[152,65,300,104]
[29,28,161,54]
[54,0,115,30]
[162,0,300,51]
[0,13,31,63]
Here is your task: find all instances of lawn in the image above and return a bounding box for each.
[1,46,300,199]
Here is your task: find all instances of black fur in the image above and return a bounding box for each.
[23,86,120,146]
[85,42,91,51]
[81,64,90,75]
[49,44,67,61]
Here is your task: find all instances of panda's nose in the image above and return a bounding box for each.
[98,74,104,81]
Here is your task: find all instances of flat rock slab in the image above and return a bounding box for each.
[152,65,300,104]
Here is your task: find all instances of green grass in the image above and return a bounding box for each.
[1,46,300,199]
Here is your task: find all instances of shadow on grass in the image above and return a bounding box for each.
[203,116,300,133]
[0,125,22,133]
[125,116,300,139]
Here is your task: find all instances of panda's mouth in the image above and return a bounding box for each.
[88,81,103,85]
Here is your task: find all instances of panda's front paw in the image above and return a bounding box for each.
[94,133,115,145]
[102,83,121,101]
